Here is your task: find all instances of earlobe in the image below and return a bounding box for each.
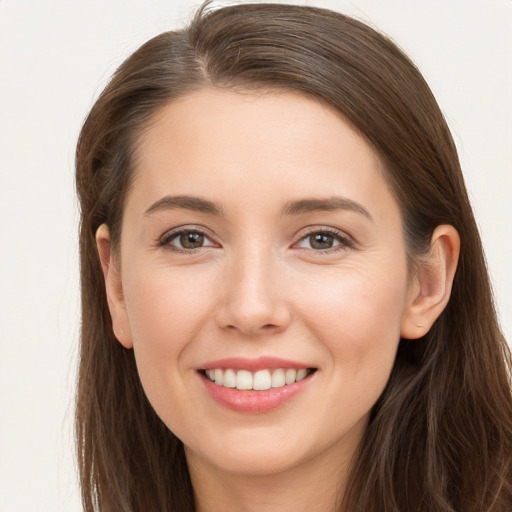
[401,225,460,339]
[95,223,133,349]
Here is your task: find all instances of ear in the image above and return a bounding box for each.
[96,223,133,349]
[401,225,460,339]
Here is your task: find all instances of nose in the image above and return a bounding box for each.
[215,243,291,336]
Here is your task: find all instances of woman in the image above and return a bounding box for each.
[75,2,512,511]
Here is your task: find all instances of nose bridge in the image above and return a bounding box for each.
[217,236,289,334]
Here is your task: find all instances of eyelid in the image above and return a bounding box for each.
[157,225,220,251]
[292,226,355,251]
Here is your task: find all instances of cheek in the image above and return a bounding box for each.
[121,268,216,395]
[300,264,408,375]
[124,266,213,343]
[309,272,407,428]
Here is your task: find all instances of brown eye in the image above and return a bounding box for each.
[309,233,335,250]
[162,229,216,251]
[179,232,205,249]
[295,229,351,252]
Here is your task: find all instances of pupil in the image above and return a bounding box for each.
[180,232,204,248]
[310,233,333,249]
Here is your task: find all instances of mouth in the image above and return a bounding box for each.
[199,367,317,391]
[197,358,317,413]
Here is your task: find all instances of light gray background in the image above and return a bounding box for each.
[1,1,510,510]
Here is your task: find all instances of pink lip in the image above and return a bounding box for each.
[202,376,313,413]
[199,356,311,372]
[198,358,316,414]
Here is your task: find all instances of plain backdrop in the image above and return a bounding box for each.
[0,0,510,510]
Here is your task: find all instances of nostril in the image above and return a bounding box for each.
[223,321,284,335]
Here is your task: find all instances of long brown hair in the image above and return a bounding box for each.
[75,2,512,510]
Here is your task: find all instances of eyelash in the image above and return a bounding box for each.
[158,227,217,254]
[158,226,354,254]
[295,227,354,253]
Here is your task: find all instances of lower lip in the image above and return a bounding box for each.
[201,372,314,413]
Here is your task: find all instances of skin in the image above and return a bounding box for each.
[97,89,459,512]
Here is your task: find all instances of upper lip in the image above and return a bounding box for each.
[199,356,313,372]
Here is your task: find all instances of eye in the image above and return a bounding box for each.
[161,229,216,251]
[295,230,351,251]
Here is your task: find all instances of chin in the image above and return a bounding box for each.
[184,423,330,478]
[193,446,307,477]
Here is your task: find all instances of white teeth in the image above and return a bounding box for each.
[236,370,253,390]
[271,368,286,388]
[285,368,297,385]
[205,367,311,390]
[253,370,272,390]
[214,369,224,386]
[296,368,308,382]
[223,368,236,388]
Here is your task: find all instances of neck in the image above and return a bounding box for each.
[187,442,355,512]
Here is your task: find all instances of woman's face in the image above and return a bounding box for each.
[106,89,420,478]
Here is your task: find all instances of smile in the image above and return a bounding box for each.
[204,368,314,391]
[198,357,317,413]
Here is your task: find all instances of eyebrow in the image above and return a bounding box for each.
[144,194,372,220]
[145,195,224,216]
[282,196,373,220]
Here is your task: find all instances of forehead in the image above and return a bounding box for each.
[127,88,397,220]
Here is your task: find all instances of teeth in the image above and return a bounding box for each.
[271,368,286,388]
[285,368,297,385]
[236,370,253,390]
[223,369,236,388]
[204,368,312,390]
[253,370,271,390]
[214,369,224,386]
[296,368,308,381]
